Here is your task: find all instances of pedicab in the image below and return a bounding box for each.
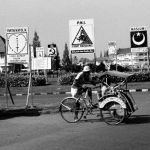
[59,71,138,125]
[98,70,138,125]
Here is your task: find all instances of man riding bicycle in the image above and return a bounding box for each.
[71,65,96,108]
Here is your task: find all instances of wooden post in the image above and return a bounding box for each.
[116,53,117,71]
[131,52,134,72]
[94,53,96,72]
[147,51,149,72]
[26,44,33,108]
[70,54,72,72]
[4,41,8,108]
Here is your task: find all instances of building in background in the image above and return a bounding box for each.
[111,48,150,69]
[0,36,6,72]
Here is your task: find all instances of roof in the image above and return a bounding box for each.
[100,71,133,78]
[96,57,112,61]
[0,36,5,53]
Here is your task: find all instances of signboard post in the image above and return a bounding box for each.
[48,44,57,56]
[69,19,95,54]
[36,47,44,57]
[6,27,29,64]
[6,27,30,108]
[108,41,117,70]
[130,26,148,71]
[32,57,51,70]
[32,57,51,84]
[69,19,95,70]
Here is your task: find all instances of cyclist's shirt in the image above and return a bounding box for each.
[72,72,91,88]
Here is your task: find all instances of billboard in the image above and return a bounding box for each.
[6,27,29,63]
[108,41,116,55]
[69,19,95,54]
[130,26,148,53]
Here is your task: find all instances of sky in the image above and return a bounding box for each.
[1,0,150,60]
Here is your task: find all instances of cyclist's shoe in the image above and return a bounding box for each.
[74,116,78,122]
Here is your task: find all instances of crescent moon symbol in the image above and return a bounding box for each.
[132,33,145,45]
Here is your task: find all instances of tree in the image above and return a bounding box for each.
[104,50,108,57]
[100,51,103,58]
[53,44,60,70]
[32,31,41,57]
[79,57,90,65]
[62,43,71,71]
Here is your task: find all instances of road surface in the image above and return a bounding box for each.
[0,92,150,150]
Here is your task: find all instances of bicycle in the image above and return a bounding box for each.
[59,86,101,123]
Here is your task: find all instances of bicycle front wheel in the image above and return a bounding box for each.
[100,101,126,125]
[59,97,84,123]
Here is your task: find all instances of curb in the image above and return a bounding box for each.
[0,89,150,97]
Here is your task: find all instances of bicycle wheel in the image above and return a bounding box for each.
[100,101,126,125]
[60,97,84,123]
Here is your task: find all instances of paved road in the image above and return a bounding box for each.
[0,93,99,107]
[0,92,150,150]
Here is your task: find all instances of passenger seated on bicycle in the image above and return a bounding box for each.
[71,65,96,107]
[101,75,112,96]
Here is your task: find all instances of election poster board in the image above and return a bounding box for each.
[69,19,95,54]
[36,47,44,57]
[32,57,51,70]
[6,27,29,63]
[130,26,148,53]
[108,41,116,55]
[48,44,57,56]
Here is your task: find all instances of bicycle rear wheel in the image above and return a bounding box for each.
[60,97,84,123]
[100,101,126,125]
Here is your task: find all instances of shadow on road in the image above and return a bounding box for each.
[124,115,150,125]
[0,108,42,120]
[78,115,150,125]
[80,118,104,123]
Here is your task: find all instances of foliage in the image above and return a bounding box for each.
[71,64,82,73]
[0,74,46,87]
[58,73,75,85]
[104,50,108,57]
[51,44,60,70]
[32,31,41,57]
[100,51,103,58]
[58,71,150,85]
[61,43,71,72]
[79,57,90,65]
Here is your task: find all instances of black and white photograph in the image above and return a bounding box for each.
[0,0,150,150]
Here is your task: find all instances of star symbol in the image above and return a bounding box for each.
[137,32,141,36]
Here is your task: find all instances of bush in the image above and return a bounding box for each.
[58,72,150,85]
[0,74,46,87]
